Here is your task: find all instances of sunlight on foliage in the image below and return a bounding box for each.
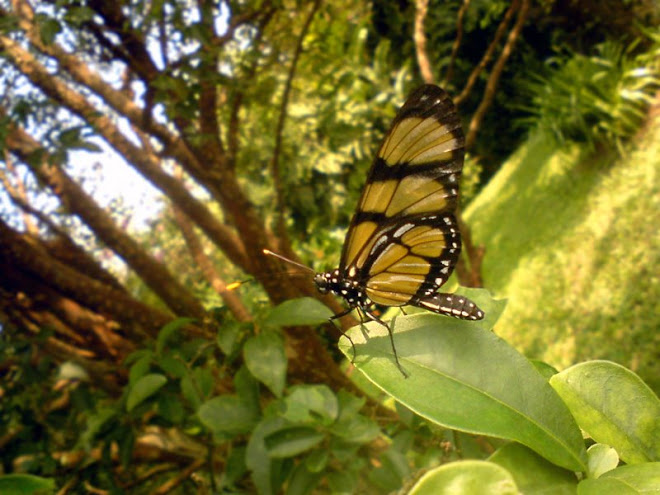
[518,36,660,154]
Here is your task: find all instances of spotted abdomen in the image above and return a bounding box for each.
[414,292,484,320]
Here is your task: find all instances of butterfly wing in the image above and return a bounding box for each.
[339,85,483,319]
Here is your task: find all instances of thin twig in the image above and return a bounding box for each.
[270,0,321,242]
[171,168,253,323]
[455,0,520,106]
[465,0,530,149]
[444,0,471,85]
[414,0,434,84]
[152,459,205,495]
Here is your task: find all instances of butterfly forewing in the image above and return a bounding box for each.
[338,85,472,315]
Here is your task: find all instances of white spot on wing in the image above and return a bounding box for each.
[393,223,415,238]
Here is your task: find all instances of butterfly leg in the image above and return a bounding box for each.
[328,307,358,363]
[363,310,409,378]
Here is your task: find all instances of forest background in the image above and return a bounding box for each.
[0,0,658,493]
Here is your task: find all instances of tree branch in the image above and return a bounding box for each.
[464,0,530,150]
[414,0,435,84]
[4,119,207,319]
[270,0,321,243]
[444,0,471,85]
[455,0,520,106]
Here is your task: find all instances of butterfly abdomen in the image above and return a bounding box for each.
[414,292,484,320]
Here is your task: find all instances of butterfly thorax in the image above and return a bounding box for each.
[314,269,369,308]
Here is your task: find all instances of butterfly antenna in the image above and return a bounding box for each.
[262,249,315,274]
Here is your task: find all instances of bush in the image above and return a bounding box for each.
[2,292,659,493]
[518,35,660,154]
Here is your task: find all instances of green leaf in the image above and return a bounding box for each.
[180,373,201,410]
[338,313,587,471]
[286,463,322,495]
[586,444,619,479]
[192,366,214,399]
[283,385,338,424]
[156,355,187,378]
[331,414,380,444]
[217,320,245,356]
[81,407,118,447]
[328,471,359,494]
[157,317,196,355]
[198,396,259,435]
[224,445,248,487]
[489,443,578,495]
[550,361,660,464]
[128,353,152,385]
[305,449,329,473]
[264,297,333,327]
[157,393,185,423]
[264,426,325,458]
[0,474,55,495]
[530,359,560,380]
[126,373,167,412]
[244,331,287,397]
[409,461,518,495]
[235,365,260,412]
[38,16,61,44]
[246,417,289,495]
[577,463,660,495]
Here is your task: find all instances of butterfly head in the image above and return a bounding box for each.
[314,269,366,308]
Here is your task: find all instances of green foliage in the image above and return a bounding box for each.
[518,38,660,153]
[339,306,587,472]
[409,461,518,495]
[3,293,660,492]
[0,474,55,495]
[465,121,660,391]
[550,361,660,464]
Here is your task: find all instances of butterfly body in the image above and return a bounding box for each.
[314,85,484,372]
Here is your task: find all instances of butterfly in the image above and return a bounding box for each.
[312,84,484,375]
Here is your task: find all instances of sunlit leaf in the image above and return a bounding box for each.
[550,361,660,464]
[586,444,619,479]
[409,461,518,495]
[339,313,586,471]
[577,463,660,495]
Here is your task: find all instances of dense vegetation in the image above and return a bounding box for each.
[0,0,658,493]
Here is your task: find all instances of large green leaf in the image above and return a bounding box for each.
[264,297,333,327]
[550,361,660,464]
[409,460,518,495]
[338,313,586,471]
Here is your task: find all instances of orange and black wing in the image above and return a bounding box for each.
[339,84,483,319]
